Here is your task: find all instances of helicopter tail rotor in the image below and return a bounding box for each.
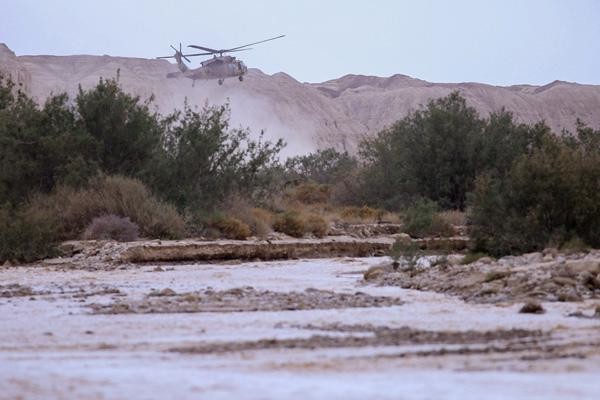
[157,43,192,63]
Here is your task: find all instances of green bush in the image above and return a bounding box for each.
[147,103,284,212]
[0,77,98,206]
[402,199,454,238]
[358,92,547,210]
[284,148,358,185]
[0,206,61,263]
[468,129,600,256]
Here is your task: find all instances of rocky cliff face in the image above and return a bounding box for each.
[0,44,32,93]
[2,43,600,155]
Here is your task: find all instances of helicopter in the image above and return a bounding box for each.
[157,35,285,86]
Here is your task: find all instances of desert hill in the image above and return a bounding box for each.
[2,43,600,155]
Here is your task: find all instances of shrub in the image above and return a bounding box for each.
[339,206,382,223]
[284,148,358,185]
[27,175,185,240]
[0,77,99,206]
[438,210,466,227]
[402,199,454,238]
[220,196,273,237]
[83,214,140,242]
[247,208,274,236]
[0,206,61,263]
[519,301,545,314]
[358,93,548,210]
[304,214,329,238]
[559,236,589,254]
[273,211,306,238]
[209,215,251,240]
[147,103,284,211]
[292,182,331,204]
[469,129,600,256]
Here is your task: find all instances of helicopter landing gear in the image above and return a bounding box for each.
[238,75,244,82]
[218,79,224,85]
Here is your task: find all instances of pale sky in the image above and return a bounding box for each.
[1,0,599,85]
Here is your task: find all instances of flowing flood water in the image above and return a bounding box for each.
[1,257,599,399]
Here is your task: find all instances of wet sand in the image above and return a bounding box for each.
[1,257,599,399]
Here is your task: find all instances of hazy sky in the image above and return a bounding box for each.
[2,0,599,85]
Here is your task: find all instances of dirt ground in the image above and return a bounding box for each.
[1,253,600,399]
[365,249,600,304]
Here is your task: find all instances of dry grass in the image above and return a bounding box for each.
[273,211,306,238]
[291,182,331,204]
[438,210,466,226]
[221,196,274,237]
[304,214,329,238]
[26,175,185,240]
[338,206,385,223]
[210,216,251,240]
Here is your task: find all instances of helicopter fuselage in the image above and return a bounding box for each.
[167,54,247,84]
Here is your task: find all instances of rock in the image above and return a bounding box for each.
[553,265,577,279]
[150,288,177,297]
[557,289,582,302]
[447,255,464,265]
[565,260,600,275]
[595,306,600,318]
[552,277,577,287]
[483,270,511,282]
[477,257,494,265]
[542,254,554,262]
[580,272,600,290]
[523,252,543,264]
[42,257,73,265]
[363,265,391,280]
[519,300,545,314]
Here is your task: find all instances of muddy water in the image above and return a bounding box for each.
[1,257,599,399]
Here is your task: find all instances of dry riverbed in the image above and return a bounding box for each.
[1,243,600,399]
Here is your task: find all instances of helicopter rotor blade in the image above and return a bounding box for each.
[156,56,175,59]
[184,52,216,57]
[223,35,285,52]
[187,44,219,53]
[223,48,253,53]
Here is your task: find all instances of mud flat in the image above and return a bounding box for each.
[1,256,600,399]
